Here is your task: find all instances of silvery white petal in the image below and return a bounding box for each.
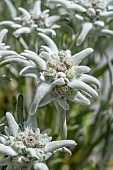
[19,7,31,19]
[0,58,31,68]
[41,129,51,135]
[44,140,76,153]
[29,82,52,115]
[52,78,65,86]
[0,29,8,43]
[72,48,94,65]
[78,74,101,89]
[53,147,72,155]
[75,14,84,21]
[0,144,17,156]
[76,22,93,46]
[21,52,47,70]
[0,21,15,26]
[6,112,19,137]
[74,66,90,75]
[68,92,90,105]
[66,3,86,12]
[0,50,17,56]
[100,11,113,17]
[0,136,7,144]
[38,33,58,55]
[24,50,37,55]
[0,157,11,166]
[20,66,38,79]
[41,45,54,55]
[37,28,56,37]
[40,51,52,61]
[26,148,37,158]
[44,152,52,161]
[57,98,69,110]
[39,94,53,107]
[33,0,41,15]
[69,79,98,98]
[4,126,10,136]
[49,0,86,12]
[101,29,113,35]
[14,27,31,37]
[4,0,16,18]
[33,162,49,170]
[94,21,105,27]
[25,114,38,128]
[46,15,60,27]
[6,163,14,170]
[11,24,22,28]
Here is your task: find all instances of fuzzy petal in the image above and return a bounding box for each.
[52,78,65,86]
[33,162,49,170]
[19,7,31,19]
[74,66,90,75]
[26,148,37,158]
[14,27,31,37]
[25,114,38,128]
[0,29,8,43]
[0,144,17,156]
[78,74,101,89]
[0,58,32,68]
[101,29,113,35]
[72,48,93,65]
[33,0,41,15]
[39,94,53,107]
[46,15,60,27]
[68,92,90,105]
[6,112,19,137]
[0,50,17,56]
[4,0,16,18]
[21,52,47,70]
[57,98,69,110]
[94,21,105,27]
[37,28,56,37]
[69,79,98,98]
[0,136,7,144]
[20,66,38,79]
[29,82,52,115]
[40,51,52,61]
[76,22,93,46]
[45,140,76,153]
[41,45,54,55]
[38,33,58,55]
[0,21,15,26]
[53,147,72,155]
[0,157,11,166]
[100,11,113,17]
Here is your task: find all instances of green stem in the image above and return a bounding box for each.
[54,102,67,139]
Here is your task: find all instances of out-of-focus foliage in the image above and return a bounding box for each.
[0,0,113,170]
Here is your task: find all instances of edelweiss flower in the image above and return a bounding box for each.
[0,29,17,58]
[48,0,113,45]
[0,112,76,170]
[0,33,100,114]
[0,0,60,37]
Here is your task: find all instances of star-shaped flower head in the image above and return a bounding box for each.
[0,0,60,37]
[48,0,113,45]
[0,29,17,58]
[17,33,100,115]
[0,33,100,114]
[0,112,76,170]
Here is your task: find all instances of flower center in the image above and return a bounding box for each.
[52,85,72,97]
[12,156,30,169]
[23,135,36,148]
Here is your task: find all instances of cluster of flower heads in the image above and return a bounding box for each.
[0,0,60,37]
[48,0,113,45]
[0,112,76,170]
